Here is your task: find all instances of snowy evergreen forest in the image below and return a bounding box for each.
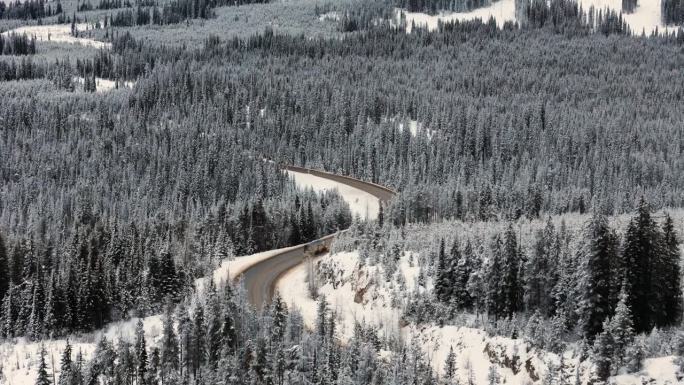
[0,0,684,383]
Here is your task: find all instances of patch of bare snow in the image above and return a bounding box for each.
[278,251,404,341]
[397,119,433,139]
[318,11,340,22]
[2,23,110,49]
[286,169,380,220]
[612,356,683,384]
[396,0,516,32]
[397,0,679,35]
[578,0,679,34]
[0,315,163,385]
[73,77,136,93]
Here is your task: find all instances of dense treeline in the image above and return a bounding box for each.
[516,0,630,35]
[395,0,496,14]
[0,32,36,55]
[106,0,272,27]
[37,282,437,385]
[2,0,684,354]
[0,67,353,338]
[662,0,684,25]
[341,200,682,381]
[99,20,684,222]
[0,188,350,338]
[78,0,150,11]
[0,0,62,20]
[422,200,682,340]
[11,11,678,223]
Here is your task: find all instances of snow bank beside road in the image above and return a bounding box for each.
[194,244,303,293]
[287,169,380,220]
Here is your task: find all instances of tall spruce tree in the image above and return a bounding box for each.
[36,344,51,385]
[622,199,662,333]
[580,214,620,339]
[0,231,9,304]
[501,225,523,317]
[58,340,73,385]
[434,238,450,303]
[660,214,682,326]
[134,319,148,385]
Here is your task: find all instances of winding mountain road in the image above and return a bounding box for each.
[237,166,395,309]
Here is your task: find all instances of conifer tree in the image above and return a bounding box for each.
[36,344,51,385]
[501,225,522,317]
[443,346,457,381]
[660,214,682,326]
[607,287,635,372]
[134,319,148,385]
[160,302,179,379]
[191,303,206,377]
[451,237,473,311]
[434,238,450,303]
[316,295,328,340]
[58,340,73,385]
[580,214,619,339]
[0,231,9,303]
[622,199,662,333]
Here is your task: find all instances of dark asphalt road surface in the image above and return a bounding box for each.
[237,167,395,309]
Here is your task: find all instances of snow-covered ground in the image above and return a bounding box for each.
[277,249,566,384]
[397,119,433,139]
[397,0,680,35]
[286,169,380,220]
[0,314,164,385]
[397,0,515,31]
[278,251,414,340]
[318,11,340,22]
[2,23,110,49]
[613,356,682,384]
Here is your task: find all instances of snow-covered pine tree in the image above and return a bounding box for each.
[501,224,523,317]
[0,231,9,304]
[660,213,682,326]
[487,364,500,385]
[58,340,73,385]
[580,213,619,339]
[36,344,51,385]
[443,346,457,381]
[622,198,662,333]
[134,319,148,385]
[607,286,635,373]
[434,238,450,303]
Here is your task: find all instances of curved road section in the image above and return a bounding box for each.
[238,166,395,309]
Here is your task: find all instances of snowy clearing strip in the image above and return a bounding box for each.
[2,23,110,49]
[398,0,679,35]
